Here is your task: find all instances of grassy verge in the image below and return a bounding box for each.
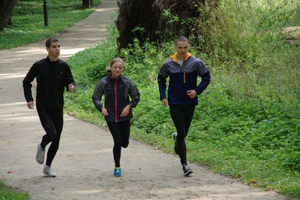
[0,0,101,49]
[65,34,300,198]
[63,1,300,197]
[1,0,299,199]
[0,0,100,198]
[0,182,29,200]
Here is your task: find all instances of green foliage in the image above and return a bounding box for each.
[0,0,100,198]
[62,0,300,198]
[0,0,101,49]
[289,3,300,26]
[0,182,29,200]
[1,0,299,198]
[65,23,119,116]
[194,0,300,66]
[161,9,195,39]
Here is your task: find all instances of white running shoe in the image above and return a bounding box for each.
[36,143,45,164]
[182,163,193,176]
[43,165,56,177]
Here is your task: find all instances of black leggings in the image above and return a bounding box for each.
[170,105,195,165]
[107,120,130,168]
[37,105,63,166]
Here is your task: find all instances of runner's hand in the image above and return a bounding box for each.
[162,98,168,108]
[102,107,109,116]
[120,105,130,117]
[27,101,34,109]
[68,84,75,93]
[187,90,197,99]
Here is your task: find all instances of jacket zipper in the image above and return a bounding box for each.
[172,53,187,84]
[179,63,186,84]
[114,79,118,122]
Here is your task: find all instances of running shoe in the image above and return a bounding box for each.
[172,132,178,154]
[114,167,121,177]
[182,163,193,176]
[36,143,45,164]
[43,165,56,177]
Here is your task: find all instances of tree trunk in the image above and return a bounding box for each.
[0,0,18,31]
[116,0,159,51]
[82,0,92,9]
[115,0,217,51]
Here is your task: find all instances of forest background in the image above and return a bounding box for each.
[0,0,299,199]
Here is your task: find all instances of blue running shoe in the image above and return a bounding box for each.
[114,167,121,177]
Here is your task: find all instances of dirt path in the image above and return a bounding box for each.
[0,1,297,199]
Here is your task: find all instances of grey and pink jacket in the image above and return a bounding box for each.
[92,74,140,122]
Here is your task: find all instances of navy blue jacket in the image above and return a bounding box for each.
[158,52,210,105]
[92,74,140,122]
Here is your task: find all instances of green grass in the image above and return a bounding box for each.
[1,0,300,199]
[0,0,101,49]
[65,36,300,198]
[63,0,300,198]
[0,0,101,198]
[0,182,29,200]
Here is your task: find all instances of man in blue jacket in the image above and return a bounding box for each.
[158,36,210,176]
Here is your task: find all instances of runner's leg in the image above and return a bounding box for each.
[170,105,187,165]
[107,122,122,168]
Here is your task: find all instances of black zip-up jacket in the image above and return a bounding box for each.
[23,56,75,110]
[92,74,140,122]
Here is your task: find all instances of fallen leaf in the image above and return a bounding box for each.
[250,178,256,183]
[7,171,12,173]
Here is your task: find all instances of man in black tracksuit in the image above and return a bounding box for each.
[23,37,76,177]
[158,36,210,176]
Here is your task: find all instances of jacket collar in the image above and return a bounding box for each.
[108,74,124,81]
[169,52,192,63]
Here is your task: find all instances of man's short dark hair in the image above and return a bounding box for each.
[175,36,188,45]
[45,37,59,48]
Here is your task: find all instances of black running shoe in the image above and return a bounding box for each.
[182,163,193,176]
[172,132,178,154]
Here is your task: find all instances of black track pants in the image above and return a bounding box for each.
[37,105,63,166]
[107,120,130,168]
[170,105,195,165]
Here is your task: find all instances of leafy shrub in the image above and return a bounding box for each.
[64,0,300,197]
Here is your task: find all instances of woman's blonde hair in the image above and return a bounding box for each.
[106,58,124,73]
